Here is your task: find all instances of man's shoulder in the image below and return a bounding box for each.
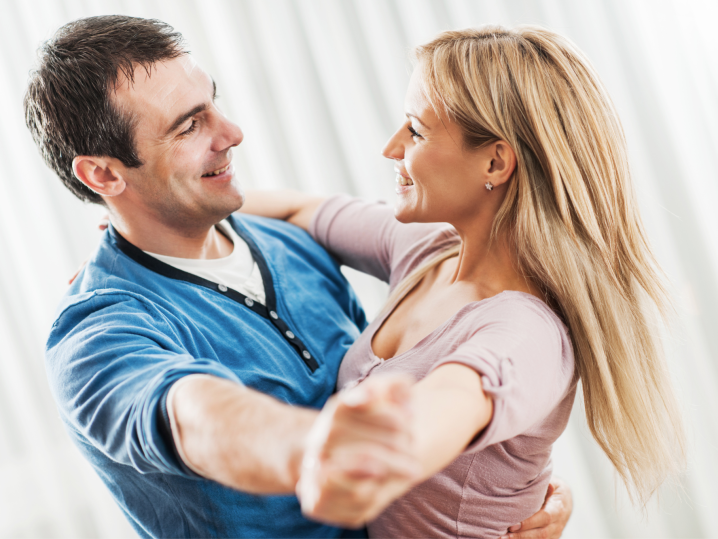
[51,238,174,347]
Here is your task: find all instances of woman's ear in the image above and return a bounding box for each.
[72,156,127,198]
[485,141,517,188]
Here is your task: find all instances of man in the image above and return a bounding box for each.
[26,15,571,539]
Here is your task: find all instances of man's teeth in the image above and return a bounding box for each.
[203,165,230,177]
[395,174,414,186]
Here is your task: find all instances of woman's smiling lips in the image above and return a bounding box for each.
[395,168,414,194]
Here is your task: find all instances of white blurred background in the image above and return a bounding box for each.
[0,0,716,537]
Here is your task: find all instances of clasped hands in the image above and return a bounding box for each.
[297,374,420,528]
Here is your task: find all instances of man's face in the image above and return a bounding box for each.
[113,55,244,230]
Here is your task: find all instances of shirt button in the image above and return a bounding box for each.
[302,350,311,360]
[244,297,254,307]
[269,311,278,319]
[218,284,228,292]
[285,330,295,339]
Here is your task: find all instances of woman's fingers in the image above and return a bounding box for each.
[68,258,89,284]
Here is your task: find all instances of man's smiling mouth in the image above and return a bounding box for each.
[202,164,230,177]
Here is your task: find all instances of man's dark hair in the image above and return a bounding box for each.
[24,15,186,204]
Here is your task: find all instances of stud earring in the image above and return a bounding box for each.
[485,182,494,191]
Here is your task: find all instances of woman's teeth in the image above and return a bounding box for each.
[203,164,230,177]
[395,174,414,186]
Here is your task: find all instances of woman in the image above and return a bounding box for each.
[243,25,685,538]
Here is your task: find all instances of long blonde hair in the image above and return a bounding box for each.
[396,26,685,504]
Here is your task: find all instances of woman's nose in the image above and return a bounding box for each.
[382,127,405,160]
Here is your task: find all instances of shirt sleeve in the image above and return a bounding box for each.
[45,291,243,478]
[309,195,457,286]
[430,297,574,451]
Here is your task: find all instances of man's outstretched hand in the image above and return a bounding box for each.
[500,477,573,539]
[297,375,421,528]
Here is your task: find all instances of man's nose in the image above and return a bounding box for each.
[382,128,405,160]
[212,114,244,152]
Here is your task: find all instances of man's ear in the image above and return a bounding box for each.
[485,141,517,188]
[72,156,127,197]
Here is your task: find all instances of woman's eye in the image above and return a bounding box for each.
[407,125,422,138]
[181,119,198,136]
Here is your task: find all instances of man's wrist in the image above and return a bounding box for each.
[287,407,319,488]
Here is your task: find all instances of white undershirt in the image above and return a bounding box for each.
[146,220,264,473]
[145,220,265,304]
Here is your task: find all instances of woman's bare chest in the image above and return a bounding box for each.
[371,283,481,360]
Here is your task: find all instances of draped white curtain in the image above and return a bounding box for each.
[0,0,716,537]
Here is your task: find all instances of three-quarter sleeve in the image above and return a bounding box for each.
[46,291,243,478]
[430,295,575,450]
[309,195,458,287]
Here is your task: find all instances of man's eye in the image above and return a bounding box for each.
[408,125,422,138]
[181,119,198,136]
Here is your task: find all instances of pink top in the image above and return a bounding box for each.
[310,196,577,539]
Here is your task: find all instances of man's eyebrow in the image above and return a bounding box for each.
[165,78,218,136]
[166,103,207,135]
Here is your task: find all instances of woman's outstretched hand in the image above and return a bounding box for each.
[500,477,573,539]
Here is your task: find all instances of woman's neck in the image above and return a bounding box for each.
[448,221,540,300]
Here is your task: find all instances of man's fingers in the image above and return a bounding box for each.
[543,482,555,504]
[333,398,409,434]
[337,445,421,481]
[517,510,551,531]
[500,526,555,539]
[343,375,414,410]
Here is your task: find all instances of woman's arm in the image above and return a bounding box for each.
[298,363,492,525]
[239,189,326,231]
[409,363,493,477]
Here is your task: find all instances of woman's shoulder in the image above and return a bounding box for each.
[460,291,573,370]
[480,291,568,332]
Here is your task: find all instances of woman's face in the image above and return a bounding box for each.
[382,67,498,227]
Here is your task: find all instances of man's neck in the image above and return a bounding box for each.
[110,211,234,260]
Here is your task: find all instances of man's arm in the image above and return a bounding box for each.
[171,374,418,495]
[171,375,315,493]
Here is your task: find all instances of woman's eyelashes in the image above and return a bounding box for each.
[407,125,423,138]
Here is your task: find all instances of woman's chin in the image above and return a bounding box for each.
[393,201,417,223]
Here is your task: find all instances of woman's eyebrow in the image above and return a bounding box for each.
[406,113,429,128]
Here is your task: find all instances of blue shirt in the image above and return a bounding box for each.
[45,214,368,538]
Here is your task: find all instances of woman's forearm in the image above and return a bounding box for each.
[239,189,326,231]
[410,363,493,479]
